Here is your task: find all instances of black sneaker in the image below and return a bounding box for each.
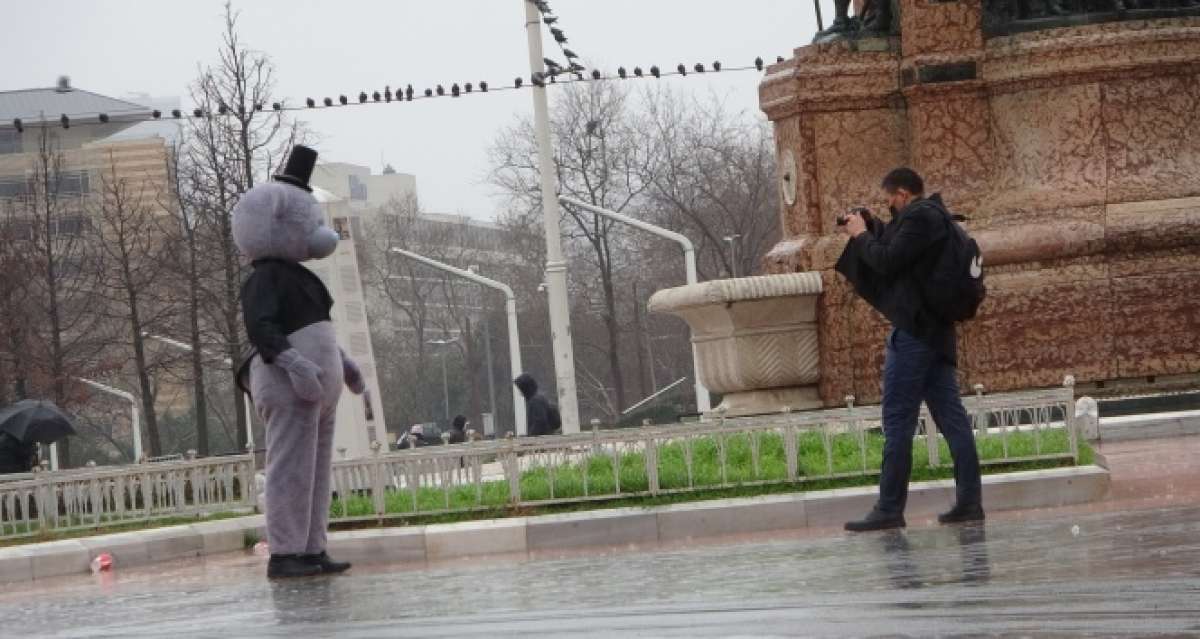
[845,509,906,532]
[304,551,351,575]
[938,503,985,525]
[268,554,323,579]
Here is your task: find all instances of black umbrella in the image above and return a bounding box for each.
[0,400,77,445]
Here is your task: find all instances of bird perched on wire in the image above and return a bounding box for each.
[550,27,567,43]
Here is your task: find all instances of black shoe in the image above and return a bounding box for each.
[268,554,323,579]
[845,509,906,532]
[938,503,985,524]
[304,551,351,575]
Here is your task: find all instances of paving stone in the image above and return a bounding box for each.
[0,548,33,584]
[79,531,153,567]
[190,516,265,555]
[326,527,427,565]
[803,486,880,528]
[27,540,91,580]
[657,495,807,542]
[425,518,527,560]
[527,508,658,552]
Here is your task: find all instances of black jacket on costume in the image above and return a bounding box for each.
[835,194,957,365]
[514,374,561,437]
[237,258,334,393]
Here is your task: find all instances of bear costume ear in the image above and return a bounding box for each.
[274,145,317,192]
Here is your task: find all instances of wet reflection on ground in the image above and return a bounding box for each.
[3,501,1199,637]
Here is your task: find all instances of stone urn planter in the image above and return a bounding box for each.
[648,272,823,417]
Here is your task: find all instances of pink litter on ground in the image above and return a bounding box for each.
[90,553,113,573]
[253,541,270,556]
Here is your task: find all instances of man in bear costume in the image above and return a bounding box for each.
[233,145,365,579]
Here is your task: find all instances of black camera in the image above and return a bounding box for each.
[837,207,873,226]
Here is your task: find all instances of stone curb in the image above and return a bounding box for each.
[0,466,1108,583]
[1098,410,1200,442]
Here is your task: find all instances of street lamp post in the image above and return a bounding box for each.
[427,337,458,421]
[143,332,255,452]
[724,234,742,279]
[523,0,581,434]
[77,378,142,463]
[389,248,527,435]
[469,266,500,429]
[558,197,712,414]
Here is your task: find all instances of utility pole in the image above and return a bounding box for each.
[524,0,581,433]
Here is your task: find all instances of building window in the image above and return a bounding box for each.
[0,131,20,155]
[0,175,28,198]
[56,171,89,196]
[54,216,87,236]
[348,175,367,201]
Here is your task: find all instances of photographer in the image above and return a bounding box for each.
[835,167,983,532]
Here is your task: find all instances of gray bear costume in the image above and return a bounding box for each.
[233,145,364,579]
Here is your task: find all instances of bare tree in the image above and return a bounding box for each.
[159,140,215,455]
[22,128,114,466]
[358,198,494,432]
[184,1,304,450]
[491,82,656,417]
[0,201,38,404]
[642,89,779,280]
[91,149,180,458]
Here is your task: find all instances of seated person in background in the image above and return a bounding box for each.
[397,424,429,450]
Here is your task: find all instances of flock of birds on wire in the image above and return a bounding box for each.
[10,0,787,132]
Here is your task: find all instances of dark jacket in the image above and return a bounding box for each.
[0,432,36,474]
[514,374,561,437]
[835,194,957,364]
[448,415,467,444]
[237,258,334,394]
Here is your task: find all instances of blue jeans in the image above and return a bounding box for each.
[877,329,982,514]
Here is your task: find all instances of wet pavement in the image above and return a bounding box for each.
[2,437,1199,638]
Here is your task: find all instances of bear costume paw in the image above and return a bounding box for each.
[274,348,325,402]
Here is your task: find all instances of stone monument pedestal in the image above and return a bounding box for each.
[759,8,1200,407]
[648,273,824,417]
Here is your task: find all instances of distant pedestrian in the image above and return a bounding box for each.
[448,415,468,444]
[513,373,562,437]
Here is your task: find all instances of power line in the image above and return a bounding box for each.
[7,56,785,131]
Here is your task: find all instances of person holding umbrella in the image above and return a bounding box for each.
[0,400,77,473]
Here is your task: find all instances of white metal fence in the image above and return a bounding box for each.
[328,383,1080,523]
[0,455,255,540]
[0,382,1082,539]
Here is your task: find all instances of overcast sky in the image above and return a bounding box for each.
[3,1,820,220]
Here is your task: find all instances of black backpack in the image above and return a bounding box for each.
[922,208,986,323]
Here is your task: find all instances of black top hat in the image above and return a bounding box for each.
[273,145,318,192]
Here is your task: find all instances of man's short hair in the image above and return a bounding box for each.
[881,168,925,195]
